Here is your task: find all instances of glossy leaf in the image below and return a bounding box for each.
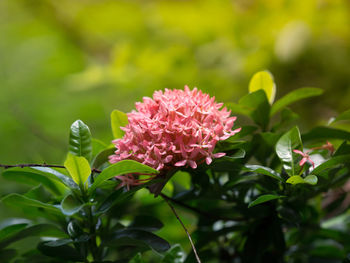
[69,120,92,161]
[275,126,302,176]
[249,70,276,104]
[2,169,65,196]
[311,155,350,176]
[248,194,285,208]
[286,175,318,185]
[162,245,185,263]
[92,147,115,169]
[60,194,85,216]
[31,167,78,189]
[271,87,323,116]
[111,109,128,139]
[64,153,91,190]
[89,160,158,194]
[244,165,283,181]
[108,229,170,253]
[1,193,62,215]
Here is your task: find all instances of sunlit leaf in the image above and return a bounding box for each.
[64,153,91,190]
[249,70,276,104]
[248,194,285,208]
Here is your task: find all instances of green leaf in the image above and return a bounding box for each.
[162,245,185,263]
[129,215,164,232]
[331,109,350,124]
[0,248,17,262]
[275,126,302,176]
[111,110,128,139]
[244,165,283,181]
[69,120,92,161]
[248,70,276,104]
[2,169,65,196]
[64,153,91,190]
[91,138,108,157]
[129,253,144,263]
[31,167,78,189]
[92,148,116,169]
[286,175,318,185]
[239,90,271,129]
[108,229,170,253]
[0,224,28,241]
[302,127,350,142]
[60,194,85,216]
[96,180,159,214]
[38,241,84,261]
[1,193,62,215]
[271,87,323,116]
[311,155,350,176]
[89,160,158,194]
[0,224,67,249]
[248,194,285,208]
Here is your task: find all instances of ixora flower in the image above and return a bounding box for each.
[109,86,241,188]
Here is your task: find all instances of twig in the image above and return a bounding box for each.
[160,193,242,221]
[0,163,101,173]
[161,194,202,263]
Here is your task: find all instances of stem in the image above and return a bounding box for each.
[161,195,202,263]
[0,163,101,173]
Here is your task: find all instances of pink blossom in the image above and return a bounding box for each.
[293,149,315,168]
[109,86,241,177]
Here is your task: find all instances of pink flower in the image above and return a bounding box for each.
[109,86,241,177]
[293,149,315,168]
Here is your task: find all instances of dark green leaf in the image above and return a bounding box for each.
[248,194,285,208]
[244,165,283,181]
[92,148,115,169]
[38,241,84,261]
[0,249,17,262]
[69,119,92,161]
[89,160,158,194]
[311,155,350,176]
[60,194,85,216]
[302,127,350,142]
[275,126,302,176]
[239,90,270,129]
[108,229,170,253]
[129,215,164,232]
[271,87,323,116]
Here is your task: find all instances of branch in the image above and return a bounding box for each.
[161,194,202,263]
[0,163,101,173]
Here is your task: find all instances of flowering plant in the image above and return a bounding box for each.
[1,71,350,263]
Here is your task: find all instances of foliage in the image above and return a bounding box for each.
[1,71,350,262]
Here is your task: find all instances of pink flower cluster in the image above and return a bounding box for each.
[109,86,241,172]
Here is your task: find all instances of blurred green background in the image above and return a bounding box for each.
[1,0,350,164]
[1,0,350,258]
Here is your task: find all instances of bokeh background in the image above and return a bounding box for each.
[1,0,350,258]
[1,0,350,164]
